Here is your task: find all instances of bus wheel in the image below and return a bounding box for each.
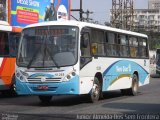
[2,76,17,96]
[10,76,17,96]
[129,74,139,96]
[38,95,52,103]
[120,89,128,95]
[121,74,138,96]
[89,77,100,103]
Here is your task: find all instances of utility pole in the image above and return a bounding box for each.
[71,0,83,21]
[80,0,83,21]
[83,9,93,22]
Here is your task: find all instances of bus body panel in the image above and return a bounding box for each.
[16,75,80,95]
[0,25,12,32]
[15,65,80,95]
[0,58,16,90]
[79,76,94,94]
[79,58,149,93]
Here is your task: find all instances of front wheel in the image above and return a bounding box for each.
[38,95,52,103]
[10,76,17,96]
[2,76,17,96]
[89,77,101,103]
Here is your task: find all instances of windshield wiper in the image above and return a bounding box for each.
[41,34,60,69]
[46,46,60,69]
[27,46,41,69]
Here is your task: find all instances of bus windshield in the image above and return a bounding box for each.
[17,26,79,68]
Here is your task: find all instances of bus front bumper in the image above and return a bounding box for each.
[15,76,80,95]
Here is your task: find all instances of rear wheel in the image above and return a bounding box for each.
[38,95,52,103]
[120,89,128,95]
[89,77,100,103]
[129,74,139,96]
[121,74,139,96]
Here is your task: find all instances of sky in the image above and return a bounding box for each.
[71,0,148,24]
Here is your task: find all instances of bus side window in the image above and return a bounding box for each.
[90,29,105,56]
[138,38,148,58]
[80,32,92,69]
[80,33,90,57]
[119,34,129,57]
[129,36,138,58]
[0,32,9,56]
[106,32,117,56]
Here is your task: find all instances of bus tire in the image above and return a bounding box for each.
[38,95,52,103]
[2,76,17,96]
[121,74,138,96]
[128,74,139,96]
[89,77,100,103]
[10,76,17,96]
[120,89,128,95]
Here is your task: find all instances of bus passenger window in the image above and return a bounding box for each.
[0,32,9,56]
[129,36,138,58]
[119,34,129,57]
[80,32,91,69]
[80,33,90,57]
[91,30,105,56]
[139,38,148,58]
[106,32,118,56]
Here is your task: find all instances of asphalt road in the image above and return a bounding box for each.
[0,77,160,120]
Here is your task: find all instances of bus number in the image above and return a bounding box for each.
[55,73,64,77]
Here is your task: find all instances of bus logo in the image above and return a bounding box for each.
[41,77,46,82]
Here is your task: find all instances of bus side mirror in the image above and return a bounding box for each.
[81,33,89,48]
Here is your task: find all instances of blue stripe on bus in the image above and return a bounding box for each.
[102,60,149,91]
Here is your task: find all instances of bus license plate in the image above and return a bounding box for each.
[37,85,48,90]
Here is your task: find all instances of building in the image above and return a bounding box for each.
[149,0,160,9]
[110,0,160,32]
[133,0,160,32]
[133,9,160,32]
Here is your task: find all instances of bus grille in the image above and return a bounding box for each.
[27,78,62,83]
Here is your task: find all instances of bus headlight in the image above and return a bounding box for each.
[71,72,76,76]
[20,76,24,80]
[66,75,71,79]
[20,70,29,78]
[16,70,28,82]
[16,72,20,78]
[64,71,77,81]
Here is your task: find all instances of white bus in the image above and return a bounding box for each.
[15,21,150,103]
